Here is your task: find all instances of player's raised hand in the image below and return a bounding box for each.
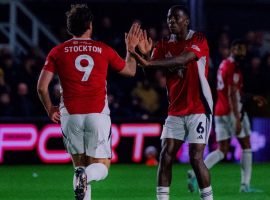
[138,30,153,55]
[125,23,141,53]
[253,95,267,107]
[48,106,60,123]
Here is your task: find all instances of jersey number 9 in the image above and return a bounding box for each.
[75,54,94,81]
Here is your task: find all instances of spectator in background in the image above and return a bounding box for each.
[144,146,158,166]
[98,16,122,50]
[260,32,270,56]
[154,70,168,118]
[244,55,264,95]
[159,23,170,39]
[262,53,270,96]
[146,27,158,46]
[0,68,10,94]
[245,31,262,56]
[218,46,230,60]
[132,79,160,117]
[212,31,231,68]
[1,52,18,90]
[218,32,230,48]
[18,57,38,87]
[51,83,61,105]
[0,92,13,116]
[14,82,33,117]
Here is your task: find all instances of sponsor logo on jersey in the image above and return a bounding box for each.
[165,51,173,58]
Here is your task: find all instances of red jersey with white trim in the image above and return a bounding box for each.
[151,30,213,116]
[43,38,125,114]
[215,57,243,116]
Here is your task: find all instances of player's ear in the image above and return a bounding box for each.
[89,22,93,30]
[89,22,93,36]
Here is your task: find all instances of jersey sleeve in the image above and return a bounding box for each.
[184,32,208,59]
[151,40,165,60]
[106,46,125,72]
[43,47,58,73]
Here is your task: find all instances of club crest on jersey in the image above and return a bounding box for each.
[191,45,200,52]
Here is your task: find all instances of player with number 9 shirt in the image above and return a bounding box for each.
[37,4,141,200]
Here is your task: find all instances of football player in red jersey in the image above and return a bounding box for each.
[37,4,141,200]
[130,5,214,200]
[189,39,266,193]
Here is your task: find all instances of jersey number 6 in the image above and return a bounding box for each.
[75,54,94,81]
[196,122,204,133]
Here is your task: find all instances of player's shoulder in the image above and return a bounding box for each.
[47,42,66,57]
[220,57,235,70]
[190,31,207,43]
[155,35,171,48]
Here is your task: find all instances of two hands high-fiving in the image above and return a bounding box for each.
[125,23,153,66]
[125,23,186,72]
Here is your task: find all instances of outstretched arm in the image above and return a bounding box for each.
[130,49,196,69]
[37,70,60,123]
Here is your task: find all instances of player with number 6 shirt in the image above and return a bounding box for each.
[129,5,214,200]
[37,4,141,200]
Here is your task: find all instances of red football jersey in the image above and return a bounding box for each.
[43,38,125,114]
[151,30,213,116]
[215,57,243,116]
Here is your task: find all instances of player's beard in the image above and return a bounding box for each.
[235,58,246,69]
[235,56,245,64]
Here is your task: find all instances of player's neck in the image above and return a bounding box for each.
[74,31,91,39]
[176,29,189,41]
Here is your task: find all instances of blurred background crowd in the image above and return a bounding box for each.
[0,0,270,121]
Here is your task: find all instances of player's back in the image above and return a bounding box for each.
[44,38,125,114]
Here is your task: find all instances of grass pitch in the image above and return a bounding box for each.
[0,163,269,200]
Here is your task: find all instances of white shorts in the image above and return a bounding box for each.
[215,112,251,142]
[161,114,212,144]
[60,110,112,158]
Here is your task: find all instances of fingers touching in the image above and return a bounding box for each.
[126,23,153,56]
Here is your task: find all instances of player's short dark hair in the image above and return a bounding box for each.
[66,4,93,37]
[169,5,190,19]
[231,39,246,48]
